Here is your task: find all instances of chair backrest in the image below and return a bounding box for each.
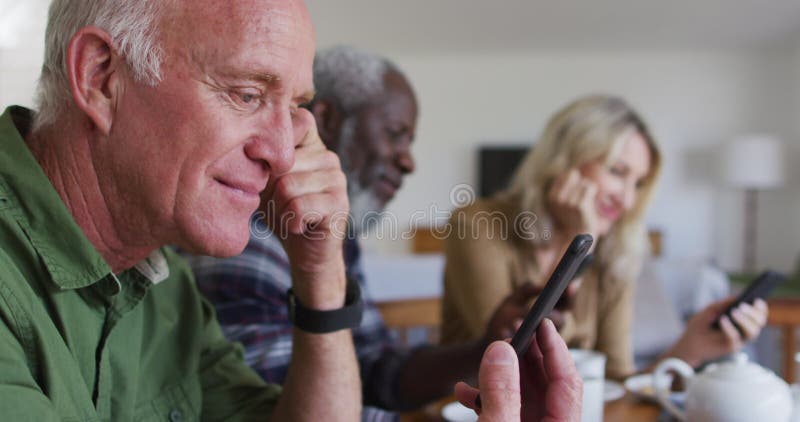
[376,297,442,348]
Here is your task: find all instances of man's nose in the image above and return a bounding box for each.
[244,108,297,176]
[396,141,415,175]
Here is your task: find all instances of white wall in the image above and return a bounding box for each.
[0,1,46,108]
[365,49,799,272]
[755,44,800,274]
[2,3,798,272]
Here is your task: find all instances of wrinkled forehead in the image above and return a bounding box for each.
[163,0,315,80]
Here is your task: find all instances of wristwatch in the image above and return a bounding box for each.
[287,277,363,333]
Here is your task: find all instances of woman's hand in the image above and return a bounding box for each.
[547,169,599,241]
[665,297,768,367]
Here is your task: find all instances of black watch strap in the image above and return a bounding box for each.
[287,277,363,333]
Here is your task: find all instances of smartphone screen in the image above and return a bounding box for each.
[509,233,593,357]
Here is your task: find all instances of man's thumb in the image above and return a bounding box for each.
[478,341,521,421]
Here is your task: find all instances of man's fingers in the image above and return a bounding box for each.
[262,148,341,202]
[535,319,577,381]
[287,146,342,174]
[273,192,348,236]
[508,282,542,305]
[512,318,523,332]
[271,168,347,213]
[294,108,326,150]
[454,382,480,413]
[534,319,583,417]
[549,309,566,330]
[475,342,521,421]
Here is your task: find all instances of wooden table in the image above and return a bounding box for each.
[401,393,660,422]
[767,297,800,383]
[603,394,661,422]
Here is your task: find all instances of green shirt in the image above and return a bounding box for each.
[0,107,281,421]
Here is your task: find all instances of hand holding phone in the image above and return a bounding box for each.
[712,270,786,329]
[474,234,592,409]
[510,234,594,356]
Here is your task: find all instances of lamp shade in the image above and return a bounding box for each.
[722,134,785,189]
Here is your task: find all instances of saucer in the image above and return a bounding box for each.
[441,401,478,422]
[605,380,625,402]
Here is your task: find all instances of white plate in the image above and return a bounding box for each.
[441,401,478,422]
[624,373,685,406]
[624,373,667,401]
[604,380,625,402]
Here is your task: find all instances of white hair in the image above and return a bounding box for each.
[34,0,169,130]
[312,45,398,114]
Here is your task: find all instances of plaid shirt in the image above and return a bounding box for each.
[184,218,415,422]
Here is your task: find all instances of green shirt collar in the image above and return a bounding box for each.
[0,106,111,290]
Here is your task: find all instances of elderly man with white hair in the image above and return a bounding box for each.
[0,1,581,421]
[0,0,361,420]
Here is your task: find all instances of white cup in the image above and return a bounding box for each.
[790,384,800,422]
[570,349,606,422]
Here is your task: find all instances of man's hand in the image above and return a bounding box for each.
[547,169,599,241]
[666,297,768,367]
[485,283,574,342]
[456,319,583,421]
[266,109,361,422]
[263,109,350,309]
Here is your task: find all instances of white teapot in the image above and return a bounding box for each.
[653,354,792,422]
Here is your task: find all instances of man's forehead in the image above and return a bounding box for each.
[167,0,315,90]
[172,0,313,42]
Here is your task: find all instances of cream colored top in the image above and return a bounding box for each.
[441,198,635,379]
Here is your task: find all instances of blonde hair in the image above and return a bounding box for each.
[501,95,662,284]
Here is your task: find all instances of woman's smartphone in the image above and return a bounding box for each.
[712,270,786,329]
[509,233,594,357]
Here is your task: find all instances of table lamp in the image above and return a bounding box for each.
[722,134,785,272]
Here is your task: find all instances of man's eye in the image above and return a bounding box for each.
[231,90,262,109]
[387,127,407,139]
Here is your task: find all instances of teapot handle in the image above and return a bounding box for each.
[653,358,694,421]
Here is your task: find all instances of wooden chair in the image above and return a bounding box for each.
[376,297,442,347]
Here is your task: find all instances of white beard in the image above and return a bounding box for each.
[347,185,385,236]
[337,117,387,236]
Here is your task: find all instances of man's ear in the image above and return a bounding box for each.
[310,100,343,151]
[66,26,124,136]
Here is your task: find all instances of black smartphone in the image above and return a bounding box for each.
[712,270,786,329]
[554,253,594,310]
[572,253,594,281]
[510,233,594,357]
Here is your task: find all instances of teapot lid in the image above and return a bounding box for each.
[702,354,784,385]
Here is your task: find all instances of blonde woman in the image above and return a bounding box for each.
[441,95,768,379]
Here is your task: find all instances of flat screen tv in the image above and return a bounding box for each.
[478,145,531,197]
